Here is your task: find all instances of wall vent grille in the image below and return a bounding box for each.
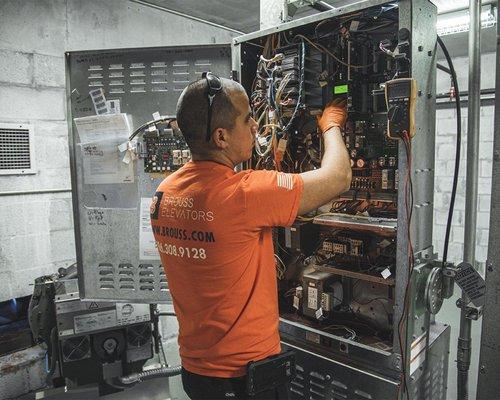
[0,123,36,175]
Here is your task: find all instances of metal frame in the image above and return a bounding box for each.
[456,1,482,398]
[233,1,443,397]
[233,0,390,45]
[476,4,500,399]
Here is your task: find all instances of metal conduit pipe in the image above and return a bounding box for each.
[118,365,182,385]
[457,1,482,399]
[310,1,335,12]
[0,188,71,197]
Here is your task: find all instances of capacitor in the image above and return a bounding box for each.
[378,156,386,167]
[356,158,366,168]
[370,159,378,169]
[350,149,357,158]
[388,156,396,167]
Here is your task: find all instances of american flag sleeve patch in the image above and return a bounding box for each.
[276,172,294,190]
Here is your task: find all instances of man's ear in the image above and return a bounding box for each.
[212,128,229,149]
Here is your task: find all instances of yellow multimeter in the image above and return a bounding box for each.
[384,78,417,139]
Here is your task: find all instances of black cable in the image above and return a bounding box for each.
[128,116,176,141]
[397,133,413,400]
[436,36,461,266]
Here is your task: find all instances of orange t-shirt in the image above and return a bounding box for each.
[150,160,303,378]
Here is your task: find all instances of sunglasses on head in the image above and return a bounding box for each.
[202,71,223,142]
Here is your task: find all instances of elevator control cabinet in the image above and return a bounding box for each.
[233,1,449,399]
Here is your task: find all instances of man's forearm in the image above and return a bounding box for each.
[321,127,351,184]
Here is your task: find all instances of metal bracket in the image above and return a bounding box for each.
[285,0,318,20]
[442,263,457,278]
[456,298,483,321]
[283,0,335,21]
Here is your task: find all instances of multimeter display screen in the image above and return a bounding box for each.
[388,83,410,98]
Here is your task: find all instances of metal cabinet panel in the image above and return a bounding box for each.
[66,45,231,303]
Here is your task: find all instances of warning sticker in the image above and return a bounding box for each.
[307,287,318,309]
[455,262,486,307]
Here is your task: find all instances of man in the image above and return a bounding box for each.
[150,74,350,399]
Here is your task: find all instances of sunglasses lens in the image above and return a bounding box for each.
[207,74,222,92]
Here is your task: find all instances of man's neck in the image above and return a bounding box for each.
[191,152,235,170]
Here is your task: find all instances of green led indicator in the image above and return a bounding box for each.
[334,84,348,94]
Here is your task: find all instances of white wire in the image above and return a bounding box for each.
[275,254,286,279]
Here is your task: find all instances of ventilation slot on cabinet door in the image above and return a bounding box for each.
[98,262,115,289]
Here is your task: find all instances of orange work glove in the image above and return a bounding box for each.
[316,99,347,133]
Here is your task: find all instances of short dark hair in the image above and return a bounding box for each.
[176,77,245,153]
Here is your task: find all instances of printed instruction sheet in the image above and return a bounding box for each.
[74,114,134,184]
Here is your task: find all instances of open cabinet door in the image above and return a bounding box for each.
[66,44,232,303]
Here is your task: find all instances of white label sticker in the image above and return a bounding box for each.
[118,141,129,153]
[315,308,323,319]
[381,268,392,279]
[56,300,86,314]
[106,99,121,114]
[59,329,75,337]
[257,135,267,146]
[307,286,318,309]
[116,303,151,325]
[74,309,117,334]
[152,111,161,120]
[140,197,161,260]
[293,296,300,310]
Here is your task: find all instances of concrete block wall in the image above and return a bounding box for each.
[433,52,496,266]
[0,0,237,303]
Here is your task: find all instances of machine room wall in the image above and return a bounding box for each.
[0,0,237,303]
[433,52,495,267]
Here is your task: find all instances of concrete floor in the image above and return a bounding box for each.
[11,308,481,400]
[15,339,189,400]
